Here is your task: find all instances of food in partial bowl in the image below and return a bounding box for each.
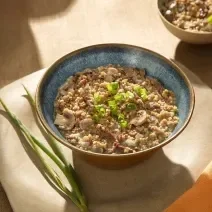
[158,0,212,44]
[36,44,194,168]
[161,0,212,32]
[54,65,179,155]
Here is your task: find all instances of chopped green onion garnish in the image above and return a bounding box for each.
[108,100,117,107]
[94,92,102,104]
[117,113,128,128]
[95,105,106,117]
[108,100,117,110]
[108,100,118,116]
[133,85,148,100]
[106,82,119,95]
[99,108,106,116]
[92,105,106,123]
[133,85,140,93]
[208,15,212,24]
[125,91,134,99]
[118,113,125,121]
[140,88,148,100]
[126,103,137,111]
[114,93,125,102]
[119,120,128,128]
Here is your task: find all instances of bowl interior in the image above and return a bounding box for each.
[157,0,212,35]
[37,44,193,148]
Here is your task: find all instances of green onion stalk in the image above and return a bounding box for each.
[0,87,89,212]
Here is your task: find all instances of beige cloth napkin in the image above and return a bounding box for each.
[0,69,212,212]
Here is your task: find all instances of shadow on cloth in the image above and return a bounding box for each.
[64,149,194,212]
[0,0,75,87]
[174,42,212,89]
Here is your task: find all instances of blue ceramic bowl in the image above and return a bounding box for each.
[36,44,194,168]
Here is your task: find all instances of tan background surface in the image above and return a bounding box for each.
[0,0,211,211]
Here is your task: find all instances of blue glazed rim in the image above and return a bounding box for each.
[35,43,195,158]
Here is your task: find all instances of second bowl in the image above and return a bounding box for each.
[158,0,212,44]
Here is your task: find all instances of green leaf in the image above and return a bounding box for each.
[95,105,106,117]
[118,113,125,121]
[133,85,148,100]
[125,91,134,99]
[92,105,106,123]
[133,85,140,93]
[108,100,117,107]
[119,119,128,128]
[207,15,212,24]
[114,93,125,102]
[117,113,128,128]
[93,92,102,104]
[108,100,118,116]
[126,103,137,111]
[140,88,148,100]
[106,82,119,94]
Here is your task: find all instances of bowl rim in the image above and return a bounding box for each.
[157,0,212,35]
[35,43,195,158]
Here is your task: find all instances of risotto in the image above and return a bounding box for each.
[161,0,212,32]
[54,65,179,154]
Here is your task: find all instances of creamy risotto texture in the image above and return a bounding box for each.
[54,65,179,154]
[161,0,212,32]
